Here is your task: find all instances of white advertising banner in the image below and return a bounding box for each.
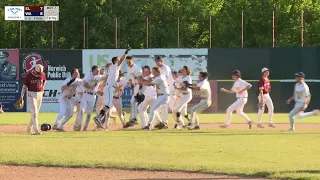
[27,80,63,112]
[82,49,208,80]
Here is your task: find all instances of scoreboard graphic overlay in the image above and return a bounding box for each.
[5,6,59,21]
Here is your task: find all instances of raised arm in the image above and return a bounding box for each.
[118,47,131,66]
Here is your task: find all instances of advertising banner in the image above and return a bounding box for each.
[19,50,83,80]
[82,49,208,81]
[0,49,26,112]
[20,50,82,112]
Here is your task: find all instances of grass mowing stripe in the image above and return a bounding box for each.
[1,130,320,179]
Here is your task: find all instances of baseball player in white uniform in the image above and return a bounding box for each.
[106,71,127,127]
[154,56,173,129]
[286,72,319,131]
[76,65,103,131]
[53,68,83,131]
[136,66,159,128]
[93,48,131,129]
[96,63,112,116]
[172,66,193,129]
[142,67,170,130]
[73,85,84,131]
[186,72,211,130]
[220,70,253,129]
[174,70,190,124]
[126,56,142,125]
[171,71,180,124]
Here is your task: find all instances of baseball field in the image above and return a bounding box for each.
[0,113,320,180]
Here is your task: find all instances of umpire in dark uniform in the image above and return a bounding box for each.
[0,51,17,81]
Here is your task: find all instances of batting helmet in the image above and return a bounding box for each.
[40,123,51,131]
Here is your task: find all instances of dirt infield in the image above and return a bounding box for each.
[0,123,319,133]
[0,165,266,180]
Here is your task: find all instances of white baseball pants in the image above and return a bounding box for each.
[148,94,170,126]
[190,99,211,126]
[105,97,125,127]
[138,96,160,128]
[173,93,192,124]
[257,94,274,124]
[103,85,115,108]
[160,96,173,123]
[55,97,73,129]
[129,85,139,120]
[77,93,96,130]
[73,100,82,129]
[28,91,43,133]
[224,97,251,125]
[96,94,104,115]
[289,102,315,129]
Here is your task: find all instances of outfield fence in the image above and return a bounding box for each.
[0,47,319,113]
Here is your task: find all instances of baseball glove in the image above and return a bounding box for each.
[134,93,145,103]
[14,98,24,110]
[182,81,193,88]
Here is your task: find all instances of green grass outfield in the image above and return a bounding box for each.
[1,113,320,180]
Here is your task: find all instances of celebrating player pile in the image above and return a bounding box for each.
[19,50,320,134]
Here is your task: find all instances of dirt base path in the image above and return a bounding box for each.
[0,123,319,133]
[0,165,266,180]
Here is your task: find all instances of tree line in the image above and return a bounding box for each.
[1,0,319,49]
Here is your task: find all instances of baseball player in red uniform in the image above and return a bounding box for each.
[20,64,46,135]
[257,67,275,128]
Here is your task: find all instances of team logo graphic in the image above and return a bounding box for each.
[21,52,49,77]
[8,7,22,15]
[5,6,24,20]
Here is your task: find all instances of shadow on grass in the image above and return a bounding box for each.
[150,131,320,136]
[281,170,320,174]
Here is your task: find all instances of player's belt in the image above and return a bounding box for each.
[182,93,189,95]
[113,96,122,99]
[29,90,41,92]
[65,96,72,99]
[84,92,94,95]
[158,94,169,96]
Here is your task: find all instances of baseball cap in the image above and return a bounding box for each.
[143,65,150,70]
[0,51,9,58]
[261,67,270,73]
[232,69,241,76]
[172,71,178,75]
[35,64,44,73]
[294,72,305,78]
[155,56,162,61]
